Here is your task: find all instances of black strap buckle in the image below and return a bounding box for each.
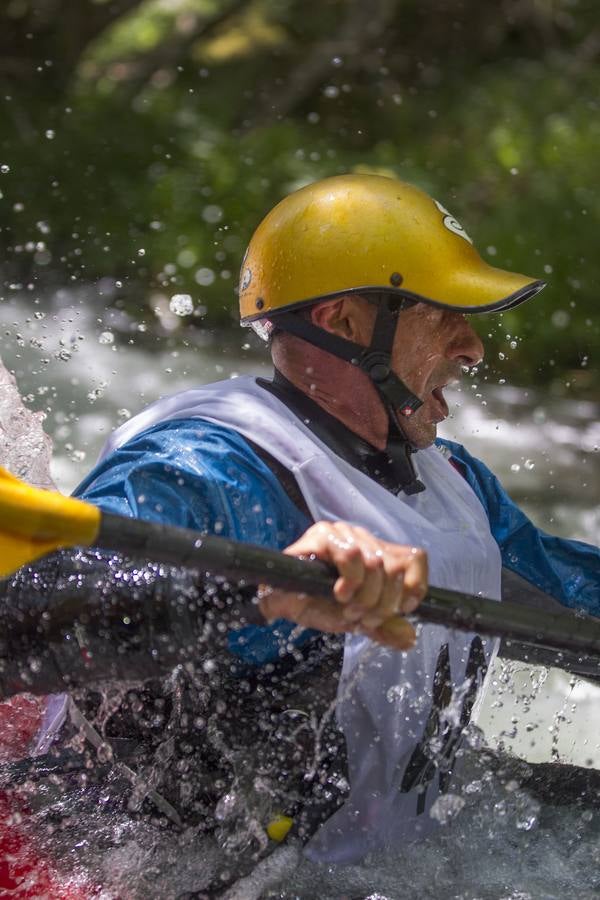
[358,350,422,418]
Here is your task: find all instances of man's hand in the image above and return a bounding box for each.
[258,521,428,650]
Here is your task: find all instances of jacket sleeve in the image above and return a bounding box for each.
[73,417,315,665]
[436,438,600,616]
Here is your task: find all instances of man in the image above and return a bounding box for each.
[3,175,597,886]
[70,174,598,862]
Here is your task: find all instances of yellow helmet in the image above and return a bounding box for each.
[239,173,544,323]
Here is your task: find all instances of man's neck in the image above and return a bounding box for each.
[271,344,389,450]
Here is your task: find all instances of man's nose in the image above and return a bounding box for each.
[447,315,485,367]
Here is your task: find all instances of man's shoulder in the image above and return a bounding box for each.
[93,415,277,485]
[75,412,310,538]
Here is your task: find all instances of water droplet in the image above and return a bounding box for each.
[177,248,196,268]
[87,382,107,402]
[516,800,540,831]
[96,742,113,764]
[169,294,194,316]
[202,204,222,223]
[429,793,465,824]
[215,792,237,821]
[194,267,215,286]
[464,779,482,794]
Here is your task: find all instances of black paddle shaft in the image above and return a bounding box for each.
[1,516,599,698]
[99,513,600,662]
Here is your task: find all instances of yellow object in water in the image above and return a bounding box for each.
[0,466,101,576]
[266,815,293,842]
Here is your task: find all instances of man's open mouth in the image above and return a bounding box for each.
[430,385,449,419]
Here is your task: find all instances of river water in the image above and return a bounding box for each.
[0,288,599,898]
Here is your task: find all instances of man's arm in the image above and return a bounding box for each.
[76,417,426,656]
[438,438,600,615]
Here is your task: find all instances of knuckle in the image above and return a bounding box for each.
[344,541,363,558]
[387,558,407,578]
[313,520,333,534]
[364,551,384,570]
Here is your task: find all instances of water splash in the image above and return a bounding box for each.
[0,354,55,489]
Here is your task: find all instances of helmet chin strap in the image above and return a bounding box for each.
[274,295,426,495]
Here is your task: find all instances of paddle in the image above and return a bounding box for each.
[1,465,600,665]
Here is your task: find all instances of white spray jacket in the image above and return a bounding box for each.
[101,375,502,861]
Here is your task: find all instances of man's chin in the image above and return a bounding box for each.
[402,418,438,450]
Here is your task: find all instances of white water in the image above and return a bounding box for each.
[1,288,599,898]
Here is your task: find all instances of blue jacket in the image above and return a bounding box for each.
[74,418,600,664]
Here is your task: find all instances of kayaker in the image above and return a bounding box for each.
[3,175,599,877]
[68,173,599,861]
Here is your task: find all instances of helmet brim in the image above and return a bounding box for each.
[241,277,546,323]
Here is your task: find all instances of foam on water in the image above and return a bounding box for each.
[270,744,600,899]
[16,739,600,899]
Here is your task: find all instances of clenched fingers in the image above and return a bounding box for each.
[257,521,428,650]
[257,586,417,650]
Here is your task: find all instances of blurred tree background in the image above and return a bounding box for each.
[0,0,598,392]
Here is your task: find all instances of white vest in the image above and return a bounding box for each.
[102,376,502,861]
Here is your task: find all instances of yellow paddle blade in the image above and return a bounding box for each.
[0,466,101,577]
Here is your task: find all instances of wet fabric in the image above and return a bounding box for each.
[75,417,313,666]
[439,438,600,615]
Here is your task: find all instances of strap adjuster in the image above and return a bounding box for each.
[358,351,423,418]
[358,350,392,383]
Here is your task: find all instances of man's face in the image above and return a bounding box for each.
[389,302,485,448]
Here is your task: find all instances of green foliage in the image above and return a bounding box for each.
[0,0,598,392]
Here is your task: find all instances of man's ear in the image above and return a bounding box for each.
[310,296,365,340]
